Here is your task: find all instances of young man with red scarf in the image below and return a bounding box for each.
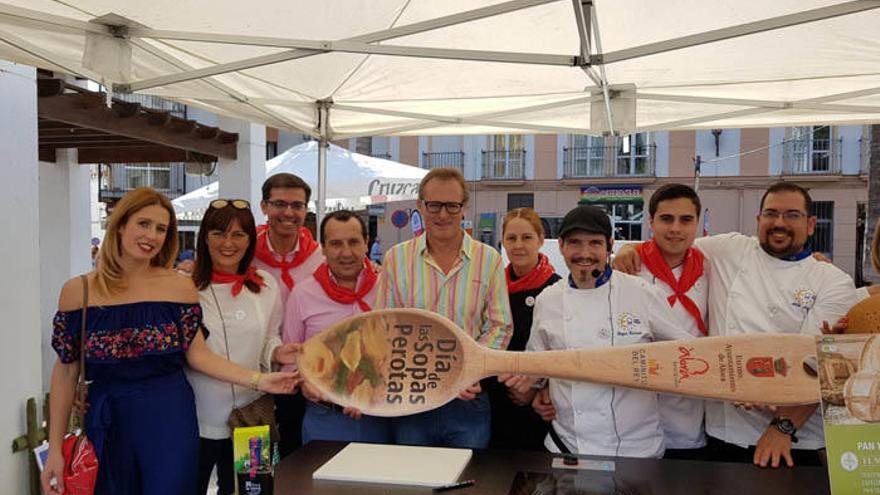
[256,173,325,457]
[635,184,709,460]
[282,210,391,444]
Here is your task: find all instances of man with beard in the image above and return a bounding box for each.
[614,182,857,467]
[525,205,694,458]
[255,173,325,457]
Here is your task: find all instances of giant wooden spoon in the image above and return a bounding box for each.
[299,308,820,417]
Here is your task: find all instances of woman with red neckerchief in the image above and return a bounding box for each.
[188,199,301,495]
[485,208,560,450]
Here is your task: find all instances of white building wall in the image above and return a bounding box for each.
[0,60,42,495]
[695,129,740,176]
[654,131,670,177]
[768,128,786,175]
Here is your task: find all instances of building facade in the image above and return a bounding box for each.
[339,128,871,282]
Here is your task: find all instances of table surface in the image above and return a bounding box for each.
[274,441,832,495]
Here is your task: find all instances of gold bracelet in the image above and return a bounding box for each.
[250,372,262,390]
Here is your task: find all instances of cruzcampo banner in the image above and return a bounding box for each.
[816,334,880,495]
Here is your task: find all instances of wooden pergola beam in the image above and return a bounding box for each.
[39,145,216,164]
[38,88,238,160]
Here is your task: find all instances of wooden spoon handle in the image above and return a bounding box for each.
[483,334,819,405]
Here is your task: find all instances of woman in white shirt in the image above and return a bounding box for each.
[187,199,300,495]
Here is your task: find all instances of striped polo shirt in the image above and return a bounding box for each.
[376,232,512,350]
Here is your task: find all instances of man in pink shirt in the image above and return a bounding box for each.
[283,210,391,444]
[256,173,325,457]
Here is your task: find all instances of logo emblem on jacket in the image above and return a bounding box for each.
[791,288,817,311]
[615,312,643,336]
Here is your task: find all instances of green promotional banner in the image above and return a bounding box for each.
[817,335,880,494]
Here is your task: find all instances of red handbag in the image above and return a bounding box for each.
[61,274,99,495]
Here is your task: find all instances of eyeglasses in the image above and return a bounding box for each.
[760,209,809,221]
[422,201,464,214]
[207,230,250,242]
[266,200,308,212]
[210,199,250,210]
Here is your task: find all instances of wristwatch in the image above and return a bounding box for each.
[770,417,799,443]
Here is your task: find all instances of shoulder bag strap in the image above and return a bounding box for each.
[209,285,238,408]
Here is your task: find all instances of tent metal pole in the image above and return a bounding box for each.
[119,0,561,92]
[127,38,305,131]
[0,27,101,81]
[596,1,880,65]
[316,100,332,240]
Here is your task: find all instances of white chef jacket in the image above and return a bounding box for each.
[186,270,284,439]
[526,271,695,458]
[637,262,708,450]
[696,233,857,449]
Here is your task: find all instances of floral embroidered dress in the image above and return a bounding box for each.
[52,301,204,495]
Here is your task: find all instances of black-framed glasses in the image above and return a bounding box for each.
[422,201,464,214]
[210,199,250,210]
[266,199,308,212]
[760,209,808,221]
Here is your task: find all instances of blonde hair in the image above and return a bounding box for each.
[96,187,178,295]
[873,220,880,274]
[418,168,469,204]
[503,207,544,238]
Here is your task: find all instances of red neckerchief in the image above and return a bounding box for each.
[637,239,708,336]
[312,258,377,311]
[211,265,266,297]
[254,225,319,290]
[506,253,556,294]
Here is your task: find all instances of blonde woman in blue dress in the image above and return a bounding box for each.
[41,188,299,495]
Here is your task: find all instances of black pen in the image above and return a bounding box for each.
[433,479,476,492]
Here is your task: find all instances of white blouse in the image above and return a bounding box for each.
[186,269,284,440]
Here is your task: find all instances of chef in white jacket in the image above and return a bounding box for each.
[615,182,858,468]
[526,205,695,458]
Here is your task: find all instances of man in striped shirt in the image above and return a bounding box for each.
[376,167,513,448]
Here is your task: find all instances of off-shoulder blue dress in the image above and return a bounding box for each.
[52,301,204,495]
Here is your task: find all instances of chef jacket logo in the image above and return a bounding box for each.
[615,312,643,336]
[791,288,816,311]
[746,356,789,377]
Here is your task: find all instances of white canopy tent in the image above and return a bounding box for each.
[172,140,427,219]
[2,0,880,219]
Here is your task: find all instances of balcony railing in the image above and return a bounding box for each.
[783,137,842,175]
[421,151,464,171]
[481,149,526,180]
[563,145,656,178]
[99,163,186,200]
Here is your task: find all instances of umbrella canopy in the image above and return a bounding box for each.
[1,1,879,138]
[172,140,427,219]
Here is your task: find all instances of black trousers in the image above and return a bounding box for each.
[704,435,824,466]
[197,437,235,495]
[276,392,306,458]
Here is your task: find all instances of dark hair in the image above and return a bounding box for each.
[648,183,701,218]
[759,182,812,213]
[418,167,469,204]
[192,202,260,293]
[261,173,311,203]
[319,210,367,243]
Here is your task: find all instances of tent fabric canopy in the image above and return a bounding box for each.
[172,140,428,219]
[1,1,879,139]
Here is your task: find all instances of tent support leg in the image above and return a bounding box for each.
[316,100,332,240]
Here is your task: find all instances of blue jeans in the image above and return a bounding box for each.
[391,392,491,448]
[302,401,392,444]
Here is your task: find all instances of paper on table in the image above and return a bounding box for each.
[312,443,472,487]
